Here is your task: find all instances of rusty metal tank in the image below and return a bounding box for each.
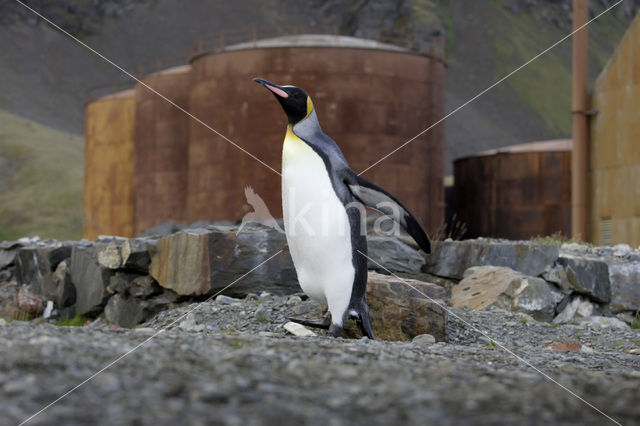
[134,65,192,234]
[84,88,136,240]
[453,140,572,240]
[186,34,445,233]
[589,12,640,247]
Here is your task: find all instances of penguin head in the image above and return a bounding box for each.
[254,78,314,125]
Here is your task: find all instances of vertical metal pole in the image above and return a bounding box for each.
[571,0,589,240]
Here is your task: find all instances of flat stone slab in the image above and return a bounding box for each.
[424,240,559,280]
[556,255,610,303]
[608,262,640,312]
[150,226,298,297]
[344,272,448,342]
[451,266,563,322]
[70,245,113,315]
[366,236,425,274]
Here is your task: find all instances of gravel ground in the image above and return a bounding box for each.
[1,293,639,426]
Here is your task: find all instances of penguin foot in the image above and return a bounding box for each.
[288,314,331,330]
[352,304,375,340]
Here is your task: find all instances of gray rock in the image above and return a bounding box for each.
[0,249,17,270]
[70,245,113,315]
[412,334,436,345]
[424,240,558,279]
[107,271,139,294]
[286,295,302,306]
[149,226,298,297]
[612,244,633,258]
[48,245,73,270]
[254,305,270,323]
[140,221,185,237]
[608,262,640,312]
[554,293,571,315]
[130,275,161,298]
[552,295,596,324]
[104,294,143,328]
[452,266,562,322]
[560,242,591,254]
[283,321,317,337]
[615,312,637,325]
[141,290,178,320]
[14,247,55,297]
[514,278,563,321]
[0,268,13,282]
[575,316,629,329]
[0,240,21,250]
[97,244,122,269]
[120,238,152,273]
[557,255,610,303]
[366,236,426,274]
[53,260,75,309]
[541,264,572,294]
[215,295,242,305]
[178,313,199,331]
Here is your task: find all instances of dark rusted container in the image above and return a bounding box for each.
[186,35,445,233]
[84,89,136,240]
[134,65,192,234]
[453,140,572,240]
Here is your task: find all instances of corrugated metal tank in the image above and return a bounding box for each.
[453,140,572,240]
[134,65,192,235]
[186,35,445,233]
[589,12,640,246]
[84,89,136,240]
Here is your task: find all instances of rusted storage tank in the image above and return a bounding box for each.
[453,140,572,240]
[84,88,136,240]
[589,12,640,246]
[187,34,445,233]
[134,65,192,235]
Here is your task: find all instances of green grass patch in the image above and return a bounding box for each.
[531,232,593,248]
[0,109,83,241]
[631,313,640,330]
[55,314,90,327]
[230,339,244,350]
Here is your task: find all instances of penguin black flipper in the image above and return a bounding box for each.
[344,172,431,254]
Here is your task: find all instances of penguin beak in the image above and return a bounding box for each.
[253,78,289,98]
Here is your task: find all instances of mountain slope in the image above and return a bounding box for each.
[0,109,83,241]
[0,0,637,239]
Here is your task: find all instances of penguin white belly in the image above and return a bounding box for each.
[282,128,354,324]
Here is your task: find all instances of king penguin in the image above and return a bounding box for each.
[254,78,431,339]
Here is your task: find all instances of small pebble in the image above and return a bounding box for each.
[283,321,316,337]
[254,306,270,323]
[286,295,302,306]
[216,295,241,305]
[412,334,436,345]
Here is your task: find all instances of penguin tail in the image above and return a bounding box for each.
[345,172,431,254]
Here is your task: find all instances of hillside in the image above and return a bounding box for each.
[1,1,636,158]
[0,0,637,239]
[0,109,83,241]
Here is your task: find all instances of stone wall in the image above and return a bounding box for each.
[425,239,640,326]
[1,227,638,330]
